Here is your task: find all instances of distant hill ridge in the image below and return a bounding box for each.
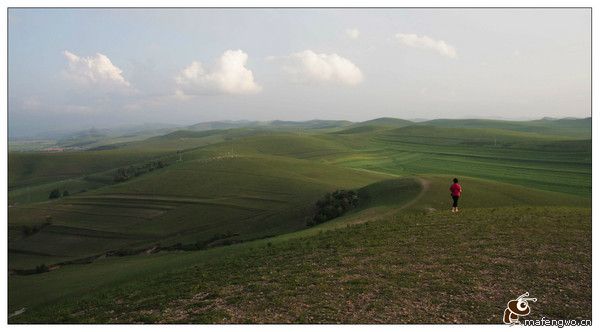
[10,116,590,150]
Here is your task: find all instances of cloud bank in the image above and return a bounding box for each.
[175,50,262,95]
[276,50,363,86]
[395,33,457,58]
[63,51,131,88]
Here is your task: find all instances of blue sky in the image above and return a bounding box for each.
[8,8,591,136]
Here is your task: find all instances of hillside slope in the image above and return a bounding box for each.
[9,175,590,322]
[423,118,591,139]
[8,154,390,270]
[9,205,590,323]
[8,120,591,324]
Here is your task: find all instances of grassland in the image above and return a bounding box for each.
[422,117,591,139]
[8,202,591,323]
[7,117,591,323]
[8,154,388,269]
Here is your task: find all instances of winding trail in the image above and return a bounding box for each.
[8,308,26,318]
[343,176,431,226]
[412,177,431,206]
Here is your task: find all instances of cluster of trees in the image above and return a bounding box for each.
[48,189,69,199]
[12,264,51,276]
[309,189,359,226]
[113,160,167,183]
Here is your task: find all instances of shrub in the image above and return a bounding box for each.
[113,160,170,183]
[114,167,131,182]
[22,225,36,236]
[309,189,359,226]
[48,188,61,199]
[62,190,70,197]
[35,264,49,273]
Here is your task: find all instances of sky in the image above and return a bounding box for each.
[8,8,591,137]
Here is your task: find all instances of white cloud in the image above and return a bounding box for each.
[175,50,262,95]
[274,50,363,86]
[346,28,360,39]
[395,33,457,58]
[63,51,131,88]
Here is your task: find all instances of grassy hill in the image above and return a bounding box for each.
[186,119,352,132]
[333,125,387,135]
[353,117,414,127]
[9,154,389,270]
[423,117,591,139]
[29,125,182,151]
[327,125,591,196]
[7,117,591,323]
[8,175,590,323]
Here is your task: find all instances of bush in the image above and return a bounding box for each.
[35,264,49,273]
[114,167,131,182]
[62,190,70,197]
[309,189,359,226]
[22,225,36,236]
[48,188,61,199]
[113,160,170,183]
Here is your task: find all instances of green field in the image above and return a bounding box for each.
[8,117,591,323]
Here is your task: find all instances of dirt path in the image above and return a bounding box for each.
[411,177,431,207]
[8,308,26,318]
[345,176,431,226]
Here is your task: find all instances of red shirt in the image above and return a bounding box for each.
[450,183,462,197]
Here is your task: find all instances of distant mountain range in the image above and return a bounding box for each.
[9,117,591,151]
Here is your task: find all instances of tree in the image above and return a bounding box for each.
[309,190,359,226]
[35,264,49,273]
[22,225,36,236]
[114,167,130,182]
[48,189,61,199]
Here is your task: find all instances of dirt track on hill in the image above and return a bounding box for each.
[347,177,431,226]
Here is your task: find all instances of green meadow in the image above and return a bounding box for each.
[7,117,591,323]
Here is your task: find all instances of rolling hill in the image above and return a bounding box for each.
[7,117,591,323]
[423,117,591,139]
[353,117,415,128]
[8,175,590,323]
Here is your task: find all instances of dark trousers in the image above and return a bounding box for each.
[451,195,459,207]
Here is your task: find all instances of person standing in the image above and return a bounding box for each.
[449,178,462,213]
